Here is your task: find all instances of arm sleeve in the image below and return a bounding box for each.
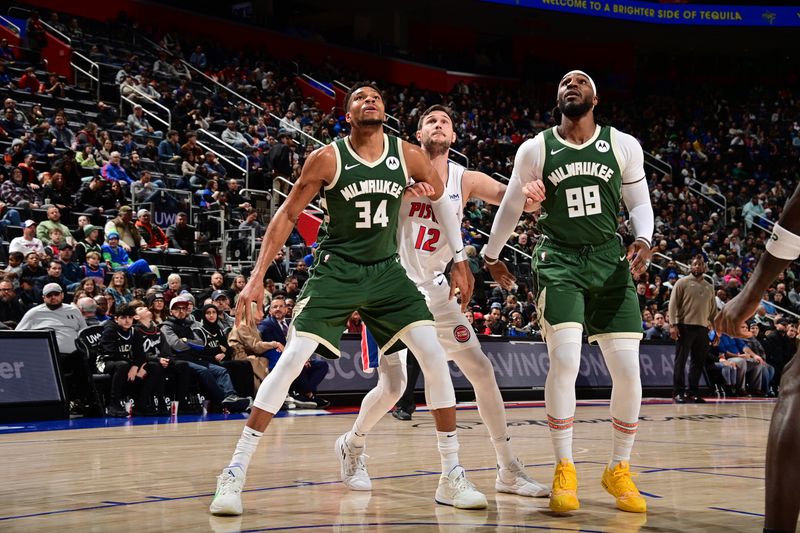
[483,137,543,259]
[616,129,654,245]
[430,193,467,262]
[621,178,654,244]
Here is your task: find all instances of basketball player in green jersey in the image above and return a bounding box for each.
[715,185,800,533]
[210,82,484,516]
[483,70,654,514]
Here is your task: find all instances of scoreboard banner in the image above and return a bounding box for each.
[319,337,682,392]
[482,0,800,27]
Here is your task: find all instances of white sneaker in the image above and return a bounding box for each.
[335,433,372,491]
[283,395,296,410]
[435,465,488,509]
[209,467,245,516]
[496,458,550,497]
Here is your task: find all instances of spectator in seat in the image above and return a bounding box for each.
[74,177,113,216]
[132,300,197,413]
[146,291,167,324]
[101,151,133,185]
[135,208,170,251]
[98,303,167,417]
[162,273,182,306]
[80,251,107,288]
[229,274,246,305]
[166,212,195,255]
[645,313,670,340]
[106,271,133,309]
[104,206,146,255]
[195,303,254,398]
[265,247,288,283]
[75,296,100,326]
[131,170,163,203]
[745,322,776,396]
[0,278,25,328]
[38,205,75,247]
[717,323,766,396]
[221,120,251,150]
[9,220,46,258]
[94,294,111,322]
[57,245,82,290]
[1,167,42,210]
[75,121,100,149]
[119,131,137,157]
[49,113,74,150]
[16,283,91,407]
[210,290,234,331]
[101,232,154,277]
[0,108,25,138]
[160,295,250,412]
[16,67,42,93]
[3,251,24,286]
[127,105,162,138]
[41,173,72,212]
[75,225,102,265]
[258,297,329,408]
[5,138,28,166]
[35,260,68,298]
[203,152,226,179]
[238,209,265,239]
[19,252,47,286]
[158,130,182,162]
[180,131,203,161]
[73,277,101,301]
[762,318,795,386]
[198,271,226,304]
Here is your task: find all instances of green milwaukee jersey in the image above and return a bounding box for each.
[538,125,622,246]
[317,134,408,264]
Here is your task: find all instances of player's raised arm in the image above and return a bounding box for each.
[463,169,545,212]
[236,146,335,326]
[481,137,542,288]
[403,141,473,311]
[715,184,800,336]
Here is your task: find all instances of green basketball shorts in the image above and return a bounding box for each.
[291,251,434,359]
[531,236,643,343]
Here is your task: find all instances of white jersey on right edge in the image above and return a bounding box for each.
[398,162,465,286]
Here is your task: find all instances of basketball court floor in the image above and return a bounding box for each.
[0,398,774,532]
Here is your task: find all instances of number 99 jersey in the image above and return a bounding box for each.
[536,125,643,246]
[398,162,465,286]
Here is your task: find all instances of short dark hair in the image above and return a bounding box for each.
[115,303,136,317]
[417,104,454,131]
[344,81,382,110]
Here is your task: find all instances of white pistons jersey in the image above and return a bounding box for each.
[398,162,465,286]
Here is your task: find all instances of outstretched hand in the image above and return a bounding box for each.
[235,277,265,327]
[449,260,474,313]
[486,260,516,291]
[626,240,651,276]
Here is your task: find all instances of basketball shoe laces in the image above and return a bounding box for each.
[608,466,639,497]
[451,469,479,494]
[344,449,369,478]
[217,470,242,497]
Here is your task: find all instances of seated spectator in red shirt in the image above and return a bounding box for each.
[135,209,170,251]
[17,67,42,93]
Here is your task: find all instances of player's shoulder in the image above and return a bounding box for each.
[609,127,642,150]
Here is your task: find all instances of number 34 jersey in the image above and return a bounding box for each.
[530,125,644,246]
[319,134,408,264]
[399,161,465,286]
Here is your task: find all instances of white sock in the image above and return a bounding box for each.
[491,434,515,468]
[228,426,263,474]
[548,415,574,463]
[610,418,638,468]
[598,338,642,469]
[544,326,582,464]
[437,429,460,473]
[346,429,367,450]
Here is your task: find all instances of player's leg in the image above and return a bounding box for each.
[210,333,319,516]
[586,242,647,513]
[764,354,800,532]
[400,324,487,509]
[533,242,587,512]
[337,351,407,490]
[453,344,549,497]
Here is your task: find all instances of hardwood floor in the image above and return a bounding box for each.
[0,399,777,532]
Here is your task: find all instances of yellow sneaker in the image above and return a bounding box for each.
[601,461,647,513]
[549,458,579,512]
